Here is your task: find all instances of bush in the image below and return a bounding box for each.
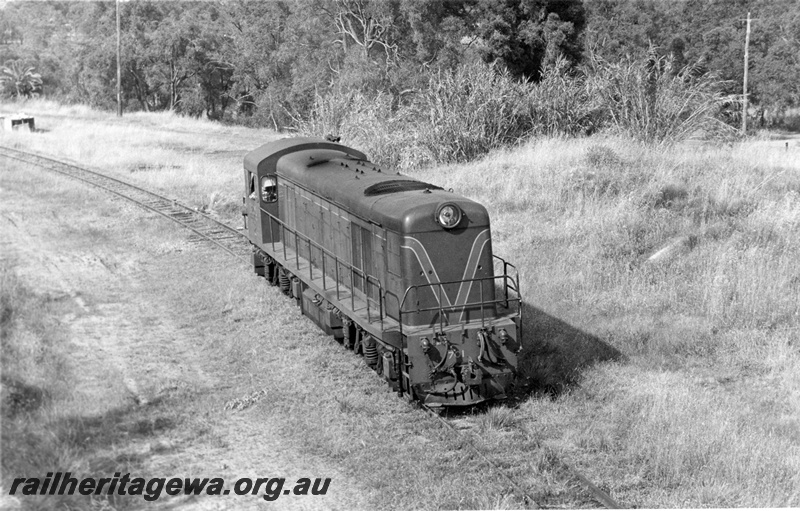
[413,62,531,163]
[526,56,603,137]
[587,48,738,144]
[294,62,535,168]
[0,60,43,98]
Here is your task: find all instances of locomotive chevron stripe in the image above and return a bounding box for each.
[401,236,451,307]
[455,229,491,322]
[402,229,490,314]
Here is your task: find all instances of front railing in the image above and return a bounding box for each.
[260,207,521,336]
[398,255,521,336]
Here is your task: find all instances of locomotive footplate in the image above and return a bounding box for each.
[419,377,512,407]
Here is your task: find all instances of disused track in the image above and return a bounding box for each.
[0,144,622,509]
[0,145,251,263]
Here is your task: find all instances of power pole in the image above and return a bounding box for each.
[116,0,122,117]
[742,12,751,135]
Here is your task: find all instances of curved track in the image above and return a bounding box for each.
[0,145,251,262]
[0,144,623,509]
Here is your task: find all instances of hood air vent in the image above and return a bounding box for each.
[364,180,442,197]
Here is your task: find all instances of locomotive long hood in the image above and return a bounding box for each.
[247,137,490,233]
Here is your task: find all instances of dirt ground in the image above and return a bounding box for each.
[1,157,373,509]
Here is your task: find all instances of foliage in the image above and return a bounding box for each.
[473,0,586,80]
[584,0,800,128]
[1,0,798,134]
[0,60,42,98]
[587,49,738,144]
[296,58,605,168]
[294,62,534,167]
[525,55,601,136]
[414,62,531,162]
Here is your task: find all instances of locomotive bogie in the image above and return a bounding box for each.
[243,138,523,407]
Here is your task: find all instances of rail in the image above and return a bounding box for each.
[0,145,251,262]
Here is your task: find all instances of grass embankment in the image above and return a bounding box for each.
[2,101,799,507]
[413,136,800,506]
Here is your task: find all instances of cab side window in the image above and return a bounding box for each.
[261,175,278,203]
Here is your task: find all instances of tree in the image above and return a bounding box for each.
[472,0,586,80]
[0,59,42,97]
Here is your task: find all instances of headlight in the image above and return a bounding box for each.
[436,203,462,229]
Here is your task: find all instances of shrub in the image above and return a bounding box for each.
[526,56,603,136]
[412,62,531,163]
[587,48,738,144]
[0,60,43,98]
[294,62,534,168]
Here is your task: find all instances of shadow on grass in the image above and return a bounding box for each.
[516,303,624,398]
[2,390,179,510]
[1,376,49,418]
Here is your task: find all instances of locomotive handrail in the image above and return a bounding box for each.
[398,275,521,319]
[493,254,520,307]
[396,271,521,335]
[260,206,385,327]
[258,204,519,336]
[397,262,521,337]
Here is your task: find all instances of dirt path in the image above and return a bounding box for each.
[1,159,372,509]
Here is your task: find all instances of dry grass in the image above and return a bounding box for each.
[0,172,197,510]
[3,103,800,507]
[1,98,280,224]
[0,263,150,510]
[405,134,800,506]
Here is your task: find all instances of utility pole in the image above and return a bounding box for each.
[116,0,122,117]
[742,11,751,135]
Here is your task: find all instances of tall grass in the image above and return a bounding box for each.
[588,49,738,144]
[526,56,602,137]
[294,60,599,168]
[414,62,530,163]
[294,53,735,168]
[419,135,800,505]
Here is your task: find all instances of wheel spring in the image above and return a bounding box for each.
[363,340,379,367]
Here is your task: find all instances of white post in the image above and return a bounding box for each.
[116,0,122,117]
[742,12,751,135]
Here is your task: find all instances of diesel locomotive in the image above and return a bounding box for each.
[242,137,522,407]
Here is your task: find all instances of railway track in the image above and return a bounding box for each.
[1,144,622,509]
[0,145,251,263]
